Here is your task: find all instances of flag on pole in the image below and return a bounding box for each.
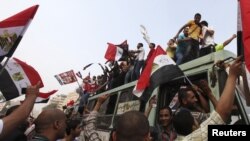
[83,63,93,70]
[104,40,129,61]
[20,90,57,103]
[133,46,184,101]
[0,5,39,62]
[104,43,124,61]
[0,58,57,101]
[35,90,58,103]
[237,1,244,57]
[239,0,250,105]
[54,70,77,85]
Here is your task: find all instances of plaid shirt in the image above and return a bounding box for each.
[83,111,101,141]
[175,111,224,141]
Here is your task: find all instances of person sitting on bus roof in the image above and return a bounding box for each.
[144,95,176,141]
[172,56,242,140]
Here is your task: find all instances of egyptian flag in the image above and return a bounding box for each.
[54,70,77,85]
[133,46,184,102]
[35,90,58,103]
[0,58,57,102]
[104,43,124,61]
[240,0,250,105]
[104,40,129,61]
[0,5,39,62]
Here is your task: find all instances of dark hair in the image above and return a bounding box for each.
[159,106,172,116]
[65,119,81,135]
[194,13,201,17]
[116,111,149,141]
[200,20,208,27]
[150,43,155,48]
[173,108,194,135]
[138,43,143,47]
[178,86,194,106]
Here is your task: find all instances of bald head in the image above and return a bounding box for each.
[35,109,66,133]
[115,111,149,141]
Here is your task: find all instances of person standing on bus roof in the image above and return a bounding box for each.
[130,42,145,80]
[174,13,202,62]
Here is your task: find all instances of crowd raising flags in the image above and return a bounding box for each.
[0,58,57,102]
[0,5,39,62]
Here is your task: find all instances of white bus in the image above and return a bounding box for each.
[85,50,250,140]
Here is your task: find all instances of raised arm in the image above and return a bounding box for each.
[93,94,109,112]
[174,23,189,40]
[0,81,41,139]
[199,80,218,109]
[192,85,209,113]
[216,56,242,122]
[144,95,157,117]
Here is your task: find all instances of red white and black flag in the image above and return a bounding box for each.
[104,40,128,61]
[54,70,77,85]
[0,5,39,62]
[133,45,183,102]
[239,0,250,105]
[0,58,57,102]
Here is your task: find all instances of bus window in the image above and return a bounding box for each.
[96,95,114,130]
[87,99,96,111]
[116,89,140,115]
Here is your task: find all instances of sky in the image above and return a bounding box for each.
[0,0,238,99]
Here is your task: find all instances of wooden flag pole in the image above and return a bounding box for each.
[0,57,10,75]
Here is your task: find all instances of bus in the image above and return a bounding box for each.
[85,50,250,140]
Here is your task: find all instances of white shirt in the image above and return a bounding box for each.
[201,26,215,48]
[136,47,145,61]
[0,119,3,134]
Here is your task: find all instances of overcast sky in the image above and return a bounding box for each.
[0,0,238,97]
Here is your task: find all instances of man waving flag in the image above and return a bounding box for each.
[0,5,39,62]
[133,45,184,102]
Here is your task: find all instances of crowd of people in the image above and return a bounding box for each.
[0,12,241,141]
[0,56,243,141]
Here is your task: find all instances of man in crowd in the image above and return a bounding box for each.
[31,109,67,141]
[112,110,150,141]
[0,81,41,140]
[173,56,242,140]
